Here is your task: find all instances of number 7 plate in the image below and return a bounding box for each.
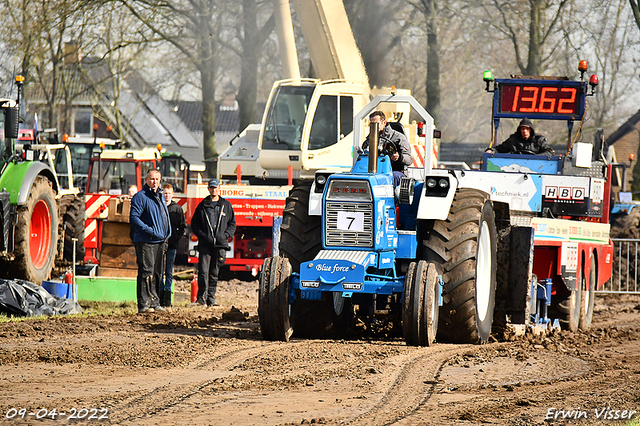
[337,211,364,232]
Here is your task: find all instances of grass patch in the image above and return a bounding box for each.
[79,300,138,316]
[0,301,138,323]
[0,313,51,323]
[627,415,640,426]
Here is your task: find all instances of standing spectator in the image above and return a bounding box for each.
[130,169,171,313]
[128,185,138,197]
[191,178,236,306]
[162,183,186,307]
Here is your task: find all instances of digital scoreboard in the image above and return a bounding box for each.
[493,79,586,121]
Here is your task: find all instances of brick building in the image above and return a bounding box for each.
[606,110,640,195]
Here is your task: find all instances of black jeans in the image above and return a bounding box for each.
[197,247,226,305]
[135,242,165,310]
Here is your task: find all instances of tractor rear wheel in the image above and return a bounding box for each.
[258,256,293,341]
[279,183,322,271]
[13,176,58,283]
[279,182,333,338]
[579,256,596,331]
[424,188,497,343]
[59,195,85,262]
[402,260,439,346]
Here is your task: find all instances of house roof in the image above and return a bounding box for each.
[606,109,640,145]
[168,100,242,133]
[168,101,202,131]
[26,57,205,166]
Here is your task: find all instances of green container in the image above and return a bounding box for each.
[76,276,137,302]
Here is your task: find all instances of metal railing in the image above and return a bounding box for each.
[598,238,640,294]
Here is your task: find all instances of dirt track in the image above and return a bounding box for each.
[1,279,639,425]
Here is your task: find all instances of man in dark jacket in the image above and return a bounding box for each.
[362,111,412,186]
[130,169,171,313]
[161,183,186,307]
[191,178,236,306]
[486,118,553,155]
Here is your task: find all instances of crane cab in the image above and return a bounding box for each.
[257,79,368,178]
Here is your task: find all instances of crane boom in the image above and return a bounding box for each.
[220,0,408,181]
[272,0,301,82]
[291,0,369,90]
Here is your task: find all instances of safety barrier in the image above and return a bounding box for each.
[598,238,640,294]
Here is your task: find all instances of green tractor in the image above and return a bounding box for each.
[0,76,83,283]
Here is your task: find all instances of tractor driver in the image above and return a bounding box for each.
[485,118,553,156]
[362,111,412,186]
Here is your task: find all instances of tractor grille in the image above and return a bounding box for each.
[325,202,373,247]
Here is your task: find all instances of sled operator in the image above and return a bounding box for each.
[485,118,553,155]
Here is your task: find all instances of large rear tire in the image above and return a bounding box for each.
[403,260,439,346]
[579,255,596,331]
[279,183,322,271]
[424,188,497,343]
[59,195,85,262]
[12,176,58,284]
[279,183,333,338]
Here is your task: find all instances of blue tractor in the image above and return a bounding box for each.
[259,95,498,345]
[259,63,610,344]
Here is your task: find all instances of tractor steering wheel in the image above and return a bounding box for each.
[514,148,537,155]
[381,140,398,158]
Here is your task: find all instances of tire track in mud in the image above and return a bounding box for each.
[342,338,598,425]
[108,340,305,424]
[342,344,471,426]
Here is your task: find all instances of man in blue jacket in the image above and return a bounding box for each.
[130,169,171,313]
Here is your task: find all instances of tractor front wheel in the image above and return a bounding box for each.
[258,256,293,341]
[579,256,596,331]
[552,282,581,331]
[403,260,439,346]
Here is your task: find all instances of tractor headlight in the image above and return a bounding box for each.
[316,175,327,186]
[424,175,451,198]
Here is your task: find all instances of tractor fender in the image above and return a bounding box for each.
[0,161,58,205]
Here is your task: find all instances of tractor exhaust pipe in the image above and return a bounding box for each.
[368,122,379,174]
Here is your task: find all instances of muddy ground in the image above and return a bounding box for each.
[0,279,639,426]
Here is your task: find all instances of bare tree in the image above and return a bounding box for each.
[0,0,90,129]
[122,0,227,176]
[79,1,157,144]
[219,0,274,130]
[630,0,640,30]
[406,0,441,121]
[0,0,38,90]
[481,0,570,76]
[344,0,415,87]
